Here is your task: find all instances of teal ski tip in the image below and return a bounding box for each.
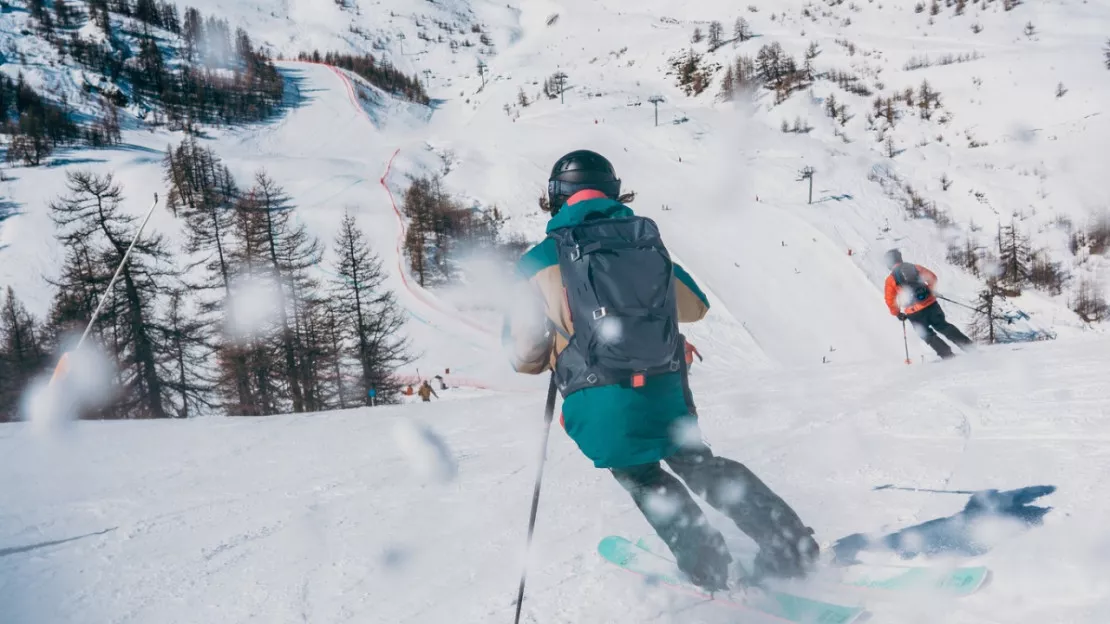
[842,563,990,596]
[638,534,989,598]
[598,535,867,624]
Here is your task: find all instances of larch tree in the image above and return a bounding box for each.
[163,138,252,410]
[331,211,410,406]
[0,287,47,422]
[969,280,1005,344]
[707,21,723,49]
[996,220,1032,290]
[733,17,751,43]
[243,171,322,414]
[224,198,279,415]
[48,171,176,418]
[156,288,215,417]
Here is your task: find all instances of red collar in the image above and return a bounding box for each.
[566,189,609,205]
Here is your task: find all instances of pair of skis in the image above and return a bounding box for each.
[598,535,988,623]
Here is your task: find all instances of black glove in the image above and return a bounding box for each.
[897,312,908,321]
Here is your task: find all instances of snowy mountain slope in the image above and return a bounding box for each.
[3,335,1108,624]
[450,0,1110,344]
[4,0,1110,376]
[0,58,525,391]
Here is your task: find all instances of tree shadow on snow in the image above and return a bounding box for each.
[108,143,163,154]
[0,197,20,229]
[271,67,312,120]
[42,142,162,169]
[44,157,110,168]
[832,485,1056,564]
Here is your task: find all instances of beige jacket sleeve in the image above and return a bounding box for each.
[503,277,555,374]
[675,277,709,323]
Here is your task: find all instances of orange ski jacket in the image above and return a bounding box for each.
[884,263,938,316]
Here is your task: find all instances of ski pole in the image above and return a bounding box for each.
[50,194,160,386]
[901,319,911,365]
[873,484,979,495]
[76,193,160,351]
[513,372,558,624]
[936,294,978,312]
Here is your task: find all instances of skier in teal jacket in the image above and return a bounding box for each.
[503,150,819,591]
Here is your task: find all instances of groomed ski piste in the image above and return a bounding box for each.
[4,338,1109,623]
[2,0,1110,621]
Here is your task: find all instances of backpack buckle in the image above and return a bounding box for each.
[592,307,607,320]
[631,373,645,388]
[571,245,582,261]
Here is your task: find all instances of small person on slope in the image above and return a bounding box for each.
[417,380,438,402]
[883,249,974,359]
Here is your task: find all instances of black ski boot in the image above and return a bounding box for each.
[751,526,819,582]
[675,530,732,594]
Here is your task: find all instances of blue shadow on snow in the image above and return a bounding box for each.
[815,193,854,203]
[44,157,109,168]
[832,485,1056,564]
[0,197,20,231]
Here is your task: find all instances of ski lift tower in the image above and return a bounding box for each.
[648,95,664,127]
[797,166,816,204]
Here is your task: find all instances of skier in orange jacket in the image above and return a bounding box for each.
[883,249,973,359]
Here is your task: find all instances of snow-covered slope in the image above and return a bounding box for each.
[3,336,1108,623]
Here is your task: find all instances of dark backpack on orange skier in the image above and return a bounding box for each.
[892,263,931,303]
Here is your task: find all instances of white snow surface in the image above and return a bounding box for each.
[2,0,1110,620]
[3,338,1110,623]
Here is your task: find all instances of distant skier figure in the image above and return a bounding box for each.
[434,375,448,391]
[417,380,438,402]
[504,149,818,593]
[884,249,973,359]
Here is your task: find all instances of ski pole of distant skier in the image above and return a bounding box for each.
[935,294,978,312]
[513,372,558,624]
[50,194,160,386]
[901,319,912,365]
[873,484,980,495]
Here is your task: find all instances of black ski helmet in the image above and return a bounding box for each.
[884,248,903,269]
[546,150,621,214]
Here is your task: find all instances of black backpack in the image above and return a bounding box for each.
[892,263,931,302]
[548,215,683,397]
